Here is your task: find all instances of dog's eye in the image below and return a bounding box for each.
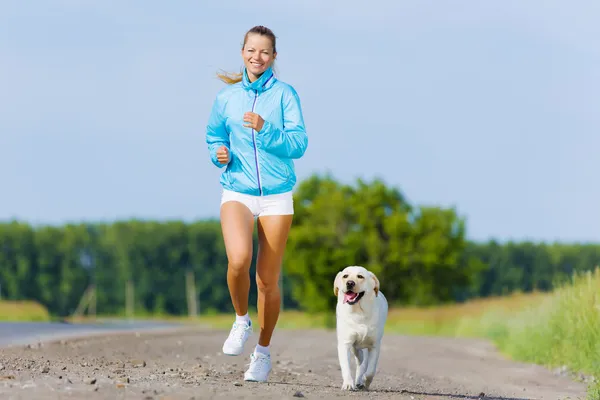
[342,274,348,279]
[357,274,364,279]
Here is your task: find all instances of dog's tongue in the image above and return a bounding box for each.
[343,292,359,304]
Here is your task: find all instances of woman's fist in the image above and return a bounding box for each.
[216,146,230,164]
[243,112,265,132]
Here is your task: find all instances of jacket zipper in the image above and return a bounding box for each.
[251,90,263,196]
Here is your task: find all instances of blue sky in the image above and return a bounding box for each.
[1,0,598,243]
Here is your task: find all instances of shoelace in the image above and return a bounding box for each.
[228,322,249,343]
[247,353,270,373]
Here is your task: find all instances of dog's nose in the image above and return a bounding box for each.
[346,280,355,289]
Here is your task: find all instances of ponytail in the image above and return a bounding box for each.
[216,70,243,85]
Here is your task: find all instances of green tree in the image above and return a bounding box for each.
[284,174,479,314]
[1,175,599,319]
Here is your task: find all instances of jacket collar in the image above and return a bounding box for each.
[242,67,276,93]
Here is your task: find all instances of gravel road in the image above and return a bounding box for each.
[0,326,587,400]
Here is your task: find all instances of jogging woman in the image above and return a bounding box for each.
[205,25,308,382]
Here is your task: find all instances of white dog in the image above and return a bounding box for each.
[333,265,388,391]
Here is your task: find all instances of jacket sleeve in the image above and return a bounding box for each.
[257,87,308,159]
[205,93,230,168]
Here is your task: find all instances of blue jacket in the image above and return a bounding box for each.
[206,67,308,196]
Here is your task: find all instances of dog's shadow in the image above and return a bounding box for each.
[267,381,532,400]
[378,388,532,400]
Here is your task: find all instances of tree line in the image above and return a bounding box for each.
[0,174,598,317]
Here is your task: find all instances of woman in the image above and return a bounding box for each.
[205,25,308,383]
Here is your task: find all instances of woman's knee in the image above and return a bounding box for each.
[256,273,280,294]
[227,253,253,276]
[221,200,255,277]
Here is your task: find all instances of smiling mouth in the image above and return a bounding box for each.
[250,62,263,68]
[343,291,365,305]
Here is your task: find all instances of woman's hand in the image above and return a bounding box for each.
[243,112,265,132]
[216,146,230,164]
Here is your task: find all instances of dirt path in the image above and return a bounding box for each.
[0,326,587,400]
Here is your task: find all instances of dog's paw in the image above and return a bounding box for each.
[341,380,356,391]
[355,375,366,390]
[364,374,374,390]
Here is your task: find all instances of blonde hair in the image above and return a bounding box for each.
[216,69,244,85]
[216,25,277,85]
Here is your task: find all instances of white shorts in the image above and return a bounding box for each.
[220,189,294,217]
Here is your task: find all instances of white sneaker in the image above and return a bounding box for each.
[222,320,252,356]
[244,351,272,382]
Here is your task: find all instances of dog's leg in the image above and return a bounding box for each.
[337,343,355,390]
[363,345,381,390]
[353,347,368,389]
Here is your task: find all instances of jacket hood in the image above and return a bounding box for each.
[242,67,276,93]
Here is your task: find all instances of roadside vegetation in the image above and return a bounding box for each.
[0,300,50,322]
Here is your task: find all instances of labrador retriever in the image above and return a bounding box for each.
[333,265,388,391]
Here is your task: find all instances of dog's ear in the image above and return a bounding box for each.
[333,271,343,297]
[370,272,380,297]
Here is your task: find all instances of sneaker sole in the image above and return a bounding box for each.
[244,376,268,382]
[244,367,271,382]
[222,347,244,356]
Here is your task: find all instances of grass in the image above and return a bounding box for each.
[384,290,550,338]
[387,268,600,399]
[190,309,332,330]
[0,300,51,322]
[70,309,333,330]
[490,270,600,374]
[487,268,600,399]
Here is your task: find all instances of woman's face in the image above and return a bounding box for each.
[242,33,276,82]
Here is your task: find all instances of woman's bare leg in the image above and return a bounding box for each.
[220,201,255,316]
[255,214,293,347]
